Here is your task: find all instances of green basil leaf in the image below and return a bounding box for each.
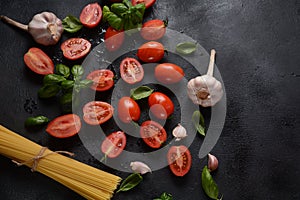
[25,116,49,127]
[103,6,124,31]
[56,64,70,78]
[61,80,74,91]
[43,74,66,85]
[38,84,60,98]
[60,92,73,113]
[176,42,197,55]
[116,173,143,193]
[192,110,206,136]
[202,166,220,200]
[62,15,83,33]
[78,79,93,88]
[111,3,128,16]
[71,65,84,80]
[130,86,154,100]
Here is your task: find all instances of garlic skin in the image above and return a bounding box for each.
[208,153,219,172]
[130,161,152,174]
[28,12,63,46]
[172,124,187,141]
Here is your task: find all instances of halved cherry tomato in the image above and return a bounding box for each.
[140,19,167,40]
[120,57,144,84]
[167,145,192,177]
[101,131,126,158]
[86,69,114,91]
[118,97,141,123]
[83,101,114,125]
[80,3,102,28]
[137,41,164,63]
[46,114,81,138]
[148,92,174,119]
[132,0,156,9]
[140,120,167,148]
[104,26,125,51]
[61,38,91,60]
[23,47,54,75]
[155,63,184,84]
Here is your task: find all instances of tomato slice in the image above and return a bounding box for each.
[120,58,144,84]
[80,3,102,28]
[23,47,54,75]
[137,41,165,63]
[140,120,167,148]
[86,69,114,91]
[61,38,91,60]
[140,19,167,41]
[167,145,192,177]
[118,97,141,123]
[101,131,126,158]
[83,101,114,125]
[104,27,125,52]
[132,0,156,9]
[46,114,81,138]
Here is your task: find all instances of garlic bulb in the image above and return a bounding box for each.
[172,124,187,141]
[208,153,218,172]
[130,161,152,174]
[187,49,223,107]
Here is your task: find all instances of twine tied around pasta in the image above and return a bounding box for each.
[12,147,75,172]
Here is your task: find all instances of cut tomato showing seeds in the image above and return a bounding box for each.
[101,131,126,158]
[61,38,91,60]
[120,58,144,84]
[83,101,114,125]
[86,69,114,91]
[140,120,167,148]
[167,145,192,177]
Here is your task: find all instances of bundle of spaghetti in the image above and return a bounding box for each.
[0,125,121,200]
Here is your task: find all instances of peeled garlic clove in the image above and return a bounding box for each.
[208,153,218,172]
[130,161,152,174]
[172,124,187,141]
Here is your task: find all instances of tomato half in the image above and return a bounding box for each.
[118,97,141,123]
[46,114,81,138]
[140,120,167,148]
[140,19,167,40]
[148,92,174,119]
[61,38,91,60]
[155,63,184,84]
[80,3,102,28]
[104,27,125,51]
[137,41,164,63]
[167,145,192,177]
[83,101,114,125]
[120,58,144,84]
[101,131,126,158]
[23,47,54,75]
[86,69,114,91]
[132,0,156,9]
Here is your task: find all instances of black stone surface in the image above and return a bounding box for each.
[0,0,299,199]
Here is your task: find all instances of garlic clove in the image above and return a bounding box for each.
[172,124,187,141]
[208,153,219,172]
[130,161,152,174]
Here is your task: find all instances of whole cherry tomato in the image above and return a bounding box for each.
[148,92,174,119]
[101,131,126,158]
[86,69,114,91]
[140,120,167,148]
[83,101,114,125]
[155,63,184,84]
[61,38,91,60]
[137,41,164,63]
[167,145,192,176]
[132,0,156,9]
[140,19,167,40]
[80,3,102,28]
[104,26,125,51]
[120,57,144,84]
[118,97,141,123]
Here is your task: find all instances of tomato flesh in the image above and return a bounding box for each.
[80,3,102,28]
[23,47,54,75]
[140,19,166,40]
[61,38,91,60]
[83,101,114,125]
[155,63,184,84]
[86,69,114,91]
[137,41,164,63]
[140,120,167,148]
[118,97,141,123]
[148,92,174,119]
[101,131,126,158]
[46,114,81,138]
[167,145,192,177]
[120,58,144,84]
[132,0,156,9]
[104,27,125,51]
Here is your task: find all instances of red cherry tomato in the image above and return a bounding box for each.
[86,69,114,91]
[137,41,164,63]
[80,3,102,28]
[104,27,125,51]
[118,97,141,123]
[120,58,144,84]
[155,63,184,84]
[101,131,126,158]
[148,92,174,119]
[167,145,192,177]
[140,19,167,40]
[23,47,54,75]
[61,38,91,60]
[132,0,156,9]
[46,114,81,138]
[140,120,167,148]
[83,101,114,125]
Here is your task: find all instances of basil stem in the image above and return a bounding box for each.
[56,64,70,78]
[202,166,221,200]
[25,116,49,127]
[62,15,83,33]
[192,110,205,136]
[130,86,154,100]
[116,173,143,193]
[176,42,197,55]
[43,74,66,85]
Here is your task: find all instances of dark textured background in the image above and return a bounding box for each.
[0,0,299,199]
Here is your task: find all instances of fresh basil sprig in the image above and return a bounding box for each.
[62,15,83,33]
[116,173,143,193]
[192,110,205,136]
[153,192,173,200]
[130,86,154,100]
[202,166,222,200]
[176,42,197,55]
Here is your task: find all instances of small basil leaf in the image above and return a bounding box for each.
[56,64,70,78]
[130,86,154,100]
[62,15,83,33]
[25,116,49,127]
[43,74,66,85]
[154,192,173,200]
[111,3,128,16]
[38,84,60,98]
[103,6,124,31]
[71,65,84,80]
[192,110,206,136]
[202,166,220,200]
[61,80,74,91]
[176,42,197,55]
[116,173,143,193]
